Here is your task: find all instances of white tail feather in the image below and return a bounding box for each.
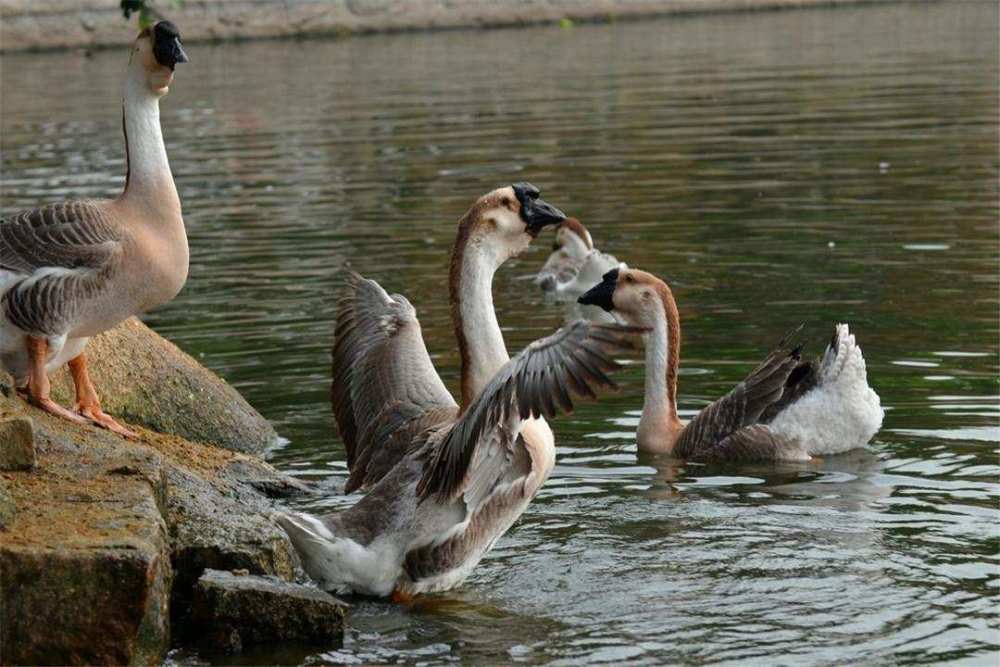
[769,323,884,456]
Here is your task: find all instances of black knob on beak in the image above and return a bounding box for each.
[153,20,189,70]
[513,182,566,236]
[578,268,620,312]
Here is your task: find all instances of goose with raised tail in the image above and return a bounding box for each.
[578,268,883,461]
[277,184,642,599]
[535,217,624,297]
[0,22,189,438]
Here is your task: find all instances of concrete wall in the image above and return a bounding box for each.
[0,0,908,53]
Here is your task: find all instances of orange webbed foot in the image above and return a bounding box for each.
[31,395,89,425]
[76,402,139,439]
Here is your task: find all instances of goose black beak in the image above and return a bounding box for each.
[513,182,566,236]
[153,21,189,70]
[578,268,620,312]
[172,39,189,66]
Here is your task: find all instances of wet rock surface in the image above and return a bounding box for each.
[0,471,171,666]
[0,416,35,471]
[46,317,278,454]
[0,366,310,665]
[192,569,347,655]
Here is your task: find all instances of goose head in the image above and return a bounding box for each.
[578,268,670,327]
[552,218,595,261]
[129,20,189,96]
[463,182,566,266]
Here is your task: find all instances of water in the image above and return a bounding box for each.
[2,2,997,664]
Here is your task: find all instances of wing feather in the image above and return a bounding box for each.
[416,320,643,502]
[331,271,458,493]
[1,201,122,335]
[675,329,803,460]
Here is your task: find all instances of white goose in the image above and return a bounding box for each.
[277,184,640,599]
[578,268,884,461]
[0,22,189,437]
[535,217,624,297]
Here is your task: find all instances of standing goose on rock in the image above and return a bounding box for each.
[278,184,641,599]
[578,268,883,461]
[0,22,189,437]
[535,217,624,296]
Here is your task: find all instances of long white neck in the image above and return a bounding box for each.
[120,76,178,210]
[637,300,681,451]
[455,239,510,407]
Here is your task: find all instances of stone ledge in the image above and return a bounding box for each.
[192,569,347,655]
[0,0,910,53]
[0,371,308,665]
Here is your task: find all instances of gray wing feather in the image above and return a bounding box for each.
[330,271,458,493]
[1,201,122,335]
[416,320,643,502]
[693,424,800,462]
[675,332,803,460]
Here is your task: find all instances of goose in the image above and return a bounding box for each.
[277,184,641,599]
[578,268,883,461]
[0,21,189,438]
[535,217,624,297]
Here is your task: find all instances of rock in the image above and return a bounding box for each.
[0,386,303,665]
[44,317,277,454]
[192,569,347,655]
[0,473,171,666]
[166,465,302,639]
[0,417,35,471]
[0,479,16,528]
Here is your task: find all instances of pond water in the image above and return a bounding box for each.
[2,1,998,664]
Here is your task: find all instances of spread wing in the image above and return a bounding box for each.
[331,270,458,493]
[416,320,644,503]
[1,201,123,335]
[675,329,804,461]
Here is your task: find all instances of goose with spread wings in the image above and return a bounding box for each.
[277,184,642,598]
[278,311,639,598]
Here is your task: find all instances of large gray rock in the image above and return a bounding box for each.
[45,317,277,454]
[166,465,302,638]
[192,569,346,655]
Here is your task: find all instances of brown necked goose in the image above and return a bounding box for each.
[277,184,642,599]
[578,268,883,461]
[535,217,624,296]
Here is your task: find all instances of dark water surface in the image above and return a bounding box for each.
[2,2,998,664]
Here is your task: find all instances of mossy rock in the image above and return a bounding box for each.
[43,318,277,454]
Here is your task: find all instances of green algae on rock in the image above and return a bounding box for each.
[44,317,278,454]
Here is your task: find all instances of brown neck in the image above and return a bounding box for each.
[449,204,509,413]
[658,282,681,414]
[636,284,684,452]
[449,210,475,410]
[122,105,131,191]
